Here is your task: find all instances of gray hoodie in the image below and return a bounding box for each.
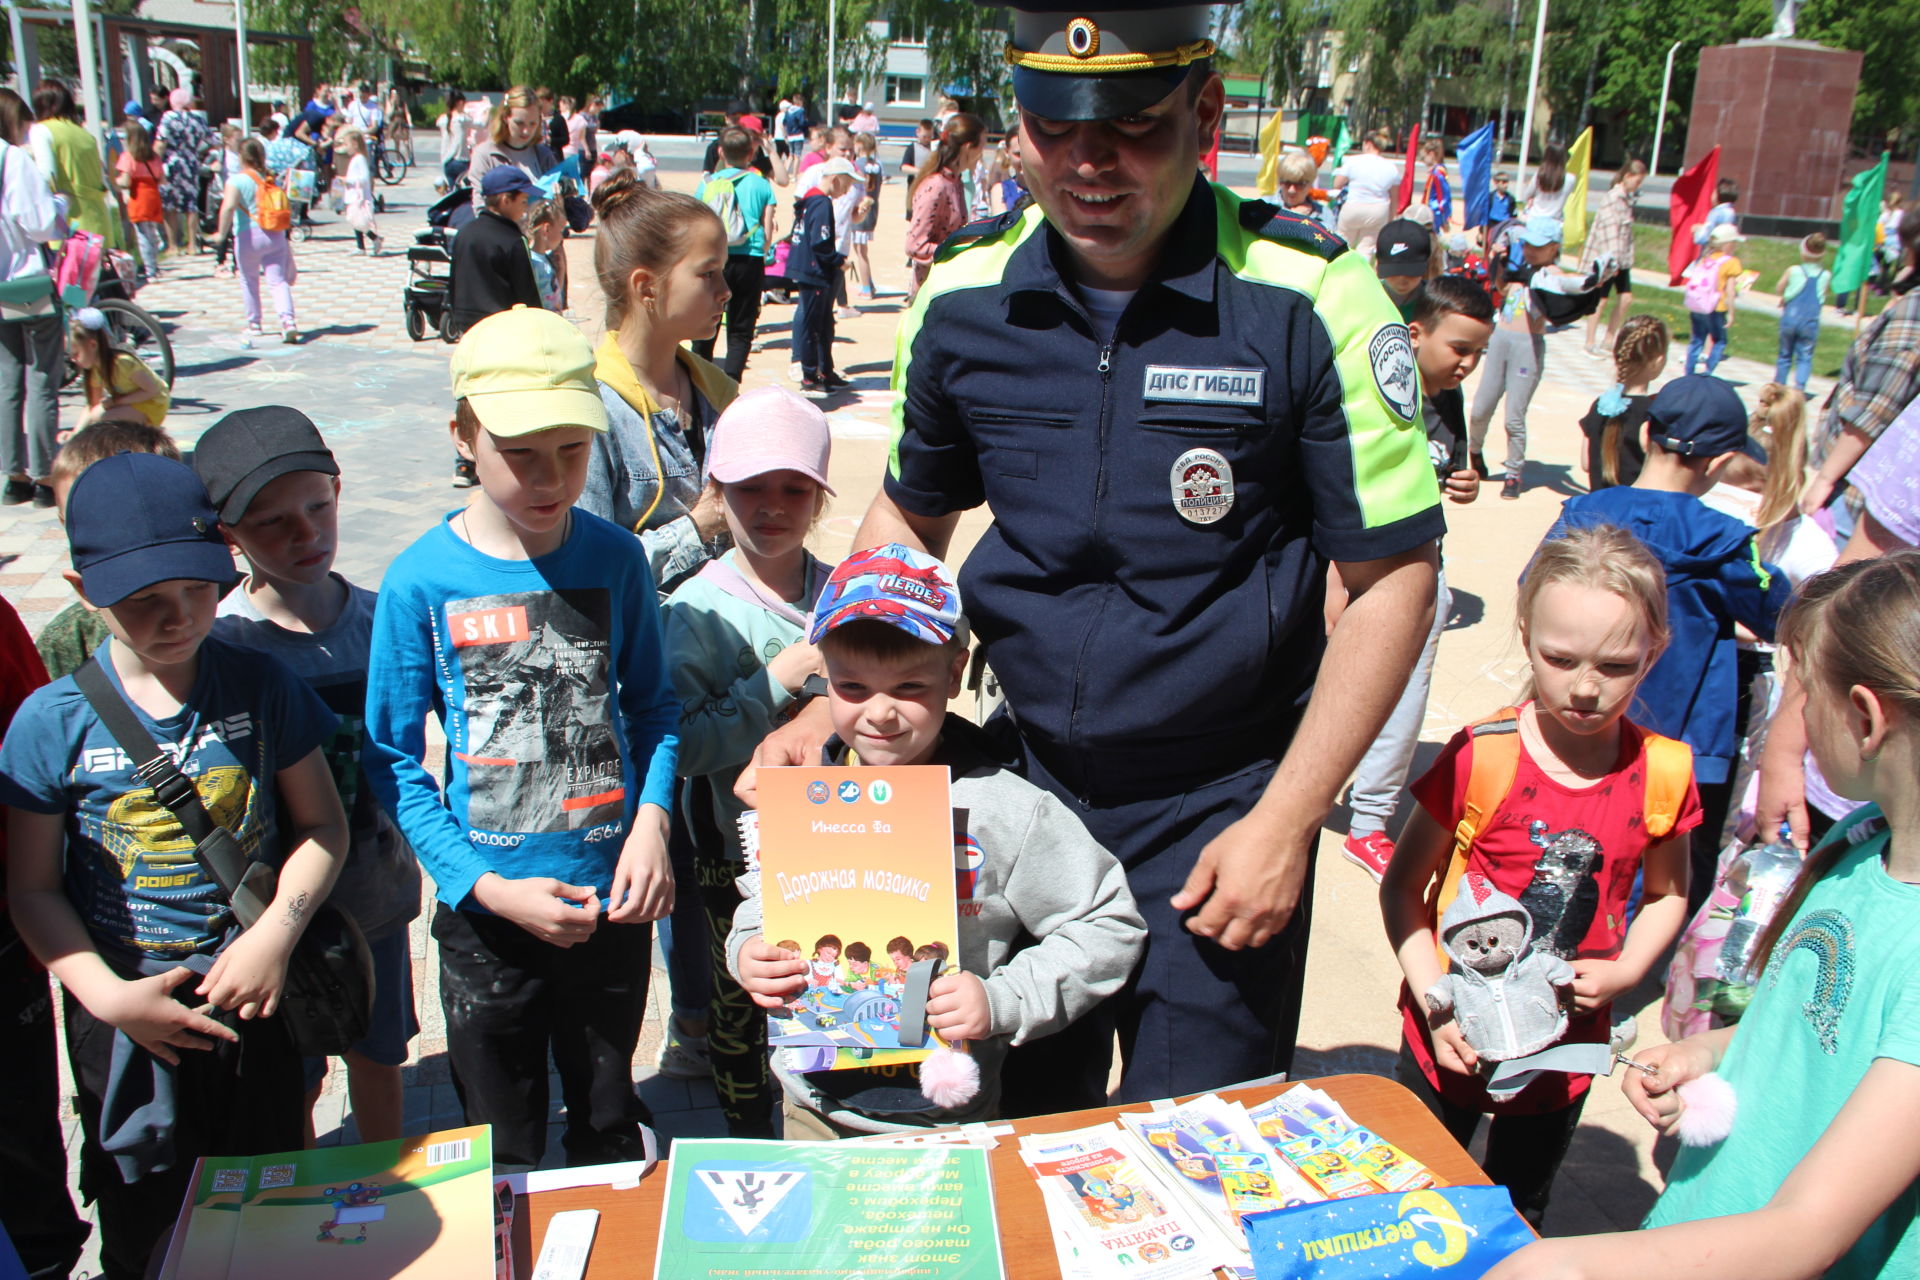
[727,715,1146,1132]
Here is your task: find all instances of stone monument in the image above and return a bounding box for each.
[1683,14,1862,235]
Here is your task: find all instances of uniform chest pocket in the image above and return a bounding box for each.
[1135,407,1270,438]
[967,408,1074,480]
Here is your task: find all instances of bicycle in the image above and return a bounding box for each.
[372,129,409,186]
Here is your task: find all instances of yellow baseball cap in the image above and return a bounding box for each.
[449,306,608,437]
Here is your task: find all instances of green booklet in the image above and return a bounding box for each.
[653,1138,1007,1278]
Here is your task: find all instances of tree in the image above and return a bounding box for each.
[883,0,1009,113]
[1226,0,1329,111]
[1329,0,1521,134]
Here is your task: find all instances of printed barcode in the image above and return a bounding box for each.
[426,1139,471,1167]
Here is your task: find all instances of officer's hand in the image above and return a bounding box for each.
[1170,811,1307,951]
[735,698,834,806]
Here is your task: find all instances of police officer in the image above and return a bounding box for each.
[749,0,1444,1110]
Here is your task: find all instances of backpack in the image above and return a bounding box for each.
[250,168,292,233]
[1684,256,1725,314]
[702,171,750,247]
[1426,707,1693,962]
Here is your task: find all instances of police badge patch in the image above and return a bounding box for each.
[1369,324,1420,423]
[1170,448,1234,524]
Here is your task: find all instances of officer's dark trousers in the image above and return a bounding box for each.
[433,905,654,1171]
[793,277,837,381]
[691,254,766,381]
[0,935,91,1280]
[997,735,1314,1113]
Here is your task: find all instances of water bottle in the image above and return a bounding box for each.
[1715,824,1805,984]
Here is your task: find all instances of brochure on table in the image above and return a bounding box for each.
[159,1125,495,1279]
[1019,1090,1442,1280]
[654,1137,1007,1279]
[756,764,959,1072]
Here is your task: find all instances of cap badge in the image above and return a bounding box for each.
[1171,448,1234,526]
[1065,17,1100,58]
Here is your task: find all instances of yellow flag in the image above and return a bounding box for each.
[1562,127,1593,247]
[1256,111,1285,197]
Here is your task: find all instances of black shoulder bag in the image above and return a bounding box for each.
[73,657,375,1057]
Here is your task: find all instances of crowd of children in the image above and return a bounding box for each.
[6,123,1920,1280]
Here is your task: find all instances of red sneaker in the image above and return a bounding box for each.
[1342,830,1396,882]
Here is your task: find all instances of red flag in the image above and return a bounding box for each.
[1397,125,1421,214]
[1668,146,1721,285]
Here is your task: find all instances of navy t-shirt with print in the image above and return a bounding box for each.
[0,635,336,963]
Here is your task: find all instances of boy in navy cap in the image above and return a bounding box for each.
[449,166,542,350]
[195,406,421,1145]
[1545,375,1792,909]
[731,545,1144,1137]
[0,453,347,1279]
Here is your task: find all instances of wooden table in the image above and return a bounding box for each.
[513,1073,1488,1278]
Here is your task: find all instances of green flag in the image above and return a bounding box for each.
[1833,152,1889,297]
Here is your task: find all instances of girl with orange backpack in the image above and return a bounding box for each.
[1381,525,1700,1227]
[212,136,299,347]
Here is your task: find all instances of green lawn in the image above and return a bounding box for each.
[1606,289,1860,381]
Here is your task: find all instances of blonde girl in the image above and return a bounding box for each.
[336,127,382,255]
[467,85,557,211]
[661,387,834,1136]
[68,306,168,430]
[1491,551,1920,1279]
[1580,315,1669,490]
[1381,525,1698,1226]
[579,171,737,591]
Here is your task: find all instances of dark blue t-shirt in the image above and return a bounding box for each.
[0,635,336,962]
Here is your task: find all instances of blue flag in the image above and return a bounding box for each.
[1457,121,1496,230]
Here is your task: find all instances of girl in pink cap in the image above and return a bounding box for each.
[658,386,835,1137]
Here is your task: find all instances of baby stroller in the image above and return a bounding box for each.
[402,185,472,342]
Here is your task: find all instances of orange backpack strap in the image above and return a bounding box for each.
[1640,732,1695,840]
[1429,708,1523,959]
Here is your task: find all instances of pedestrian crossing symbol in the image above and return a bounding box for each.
[686,1164,813,1242]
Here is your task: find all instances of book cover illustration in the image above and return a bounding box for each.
[447,588,626,834]
[1019,1125,1229,1280]
[756,765,959,1071]
[1117,1098,1321,1244]
[168,1125,495,1279]
[1245,1089,1435,1197]
[653,1138,1005,1279]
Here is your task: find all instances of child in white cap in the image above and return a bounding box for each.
[659,385,837,1137]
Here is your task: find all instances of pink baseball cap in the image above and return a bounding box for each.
[707,386,836,494]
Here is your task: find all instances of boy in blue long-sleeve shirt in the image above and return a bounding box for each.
[363,306,679,1171]
[1544,376,1791,911]
[790,158,855,394]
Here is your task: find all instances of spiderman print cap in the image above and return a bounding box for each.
[808,543,968,648]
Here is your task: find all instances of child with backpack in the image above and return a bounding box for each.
[0,453,347,1278]
[1488,552,1920,1279]
[1683,223,1743,376]
[1774,232,1830,394]
[661,386,834,1136]
[1381,523,1700,1227]
[211,136,299,348]
[691,126,776,382]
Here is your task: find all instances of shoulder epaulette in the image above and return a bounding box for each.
[1239,199,1347,262]
[934,201,1029,263]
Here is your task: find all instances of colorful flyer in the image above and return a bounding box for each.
[1117,1098,1320,1247]
[757,764,959,1071]
[653,1138,1006,1279]
[164,1126,494,1279]
[1248,1088,1435,1195]
[1021,1136,1228,1279]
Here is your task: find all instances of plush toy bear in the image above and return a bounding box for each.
[1425,871,1576,1064]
